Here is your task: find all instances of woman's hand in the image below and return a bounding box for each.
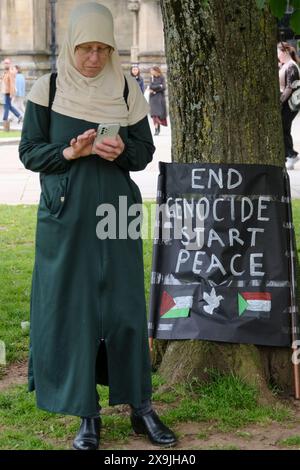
[63,129,97,161]
[93,135,125,162]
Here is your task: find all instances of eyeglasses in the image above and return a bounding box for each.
[76,45,112,57]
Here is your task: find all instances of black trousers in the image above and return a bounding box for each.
[281,101,298,160]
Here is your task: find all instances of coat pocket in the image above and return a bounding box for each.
[124,173,142,205]
[41,173,69,217]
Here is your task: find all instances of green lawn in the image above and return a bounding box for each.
[0,371,290,450]
[0,204,155,365]
[0,130,21,139]
[0,202,299,449]
[293,200,300,245]
[0,201,299,365]
[0,206,36,364]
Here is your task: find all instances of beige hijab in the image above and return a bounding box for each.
[27,2,148,126]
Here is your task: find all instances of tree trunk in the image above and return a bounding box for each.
[157,0,296,401]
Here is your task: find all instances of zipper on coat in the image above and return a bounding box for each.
[97,158,105,341]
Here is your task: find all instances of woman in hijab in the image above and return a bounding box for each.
[19,2,176,450]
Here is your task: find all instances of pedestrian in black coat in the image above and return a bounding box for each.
[149,66,167,135]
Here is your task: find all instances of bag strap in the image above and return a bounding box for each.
[49,72,57,109]
[123,76,129,110]
[48,72,129,112]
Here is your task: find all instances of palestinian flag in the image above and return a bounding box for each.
[160,291,192,319]
[238,292,271,317]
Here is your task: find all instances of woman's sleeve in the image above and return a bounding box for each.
[281,64,300,103]
[286,64,300,87]
[115,116,155,172]
[19,100,71,174]
[150,83,164,92]
[150,77,166,93]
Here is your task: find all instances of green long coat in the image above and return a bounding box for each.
[19,101,155,417]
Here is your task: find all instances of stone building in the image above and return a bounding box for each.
[0,0,165,88]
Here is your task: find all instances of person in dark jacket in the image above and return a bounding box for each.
[130,64,145,93]
[149,66,167,135]
[278,42,300,170]
[19,2,176,451]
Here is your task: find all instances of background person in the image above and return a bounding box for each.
[13,65,26,116]
[149,66,167,136]
[1,58,22,130]
[19,2,176,451]
[278,42,300,170]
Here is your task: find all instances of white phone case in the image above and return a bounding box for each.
[94,123,120,144]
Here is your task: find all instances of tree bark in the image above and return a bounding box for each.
[157,0,296,401]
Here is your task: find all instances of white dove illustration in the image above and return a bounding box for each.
[203,288,224,315]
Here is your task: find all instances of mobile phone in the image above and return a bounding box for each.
[94,123,120,145]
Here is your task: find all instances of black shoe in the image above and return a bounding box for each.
[131,410,177,447]
[73,416,101,450]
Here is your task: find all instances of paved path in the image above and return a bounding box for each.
[0,119,171,204]
[0,115,300,203]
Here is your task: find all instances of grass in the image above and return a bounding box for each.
[0,371,291,450]
[0,130,21,139]
[293,200,300,253]
[152,372,290,431]
[0,206,36,364]
[0,202,299,449]
[0,386,76,450]
[278,435,300,447]
[0,203,154,366]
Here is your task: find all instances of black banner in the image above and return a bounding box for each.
[148,163,296,347]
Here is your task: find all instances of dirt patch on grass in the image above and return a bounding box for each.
[2,361,300,450]
[101,400,300,451]
[101,413,300,450]
[0,360,27,391]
